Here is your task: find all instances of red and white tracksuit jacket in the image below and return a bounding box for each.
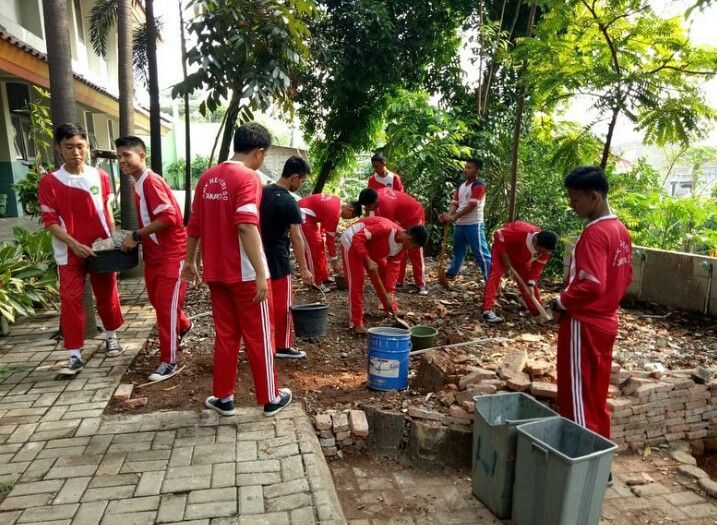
[298,194,342,286]
[39,165,123,351]
[187,161,278,405]
[371,188,425,287]
[341,216,404,328]
[133,170,190,364]
[556,215,633,439]
[368,171,404,192]
[482,221,550,314]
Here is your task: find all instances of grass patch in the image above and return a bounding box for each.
[0,365,28,381]
[0,480,15,495]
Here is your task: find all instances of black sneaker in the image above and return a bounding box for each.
[148,362,177,382]
[264,388,292,417]
[395,282,404,290]
[59,355,84,376]
[608,472,613,486]
[483,311,503,324]
[179,320,193,343]
[205,396,237,416]
[105,337,123,357]
[276,348,306,359]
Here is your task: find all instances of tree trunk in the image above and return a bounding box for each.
[601,104,620,169]
[146,0,162,174]
[117,0,141,277]
[179,0,192,224]
[312,160,336,194]
[507,3,535,222]
[217,88,242,163]
[42,0,98,339]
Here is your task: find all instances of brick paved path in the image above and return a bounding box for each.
[0,279,345,524]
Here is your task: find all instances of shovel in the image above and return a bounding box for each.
[437,223,451,289]
[371,268,411,329]
[508,267,552,322]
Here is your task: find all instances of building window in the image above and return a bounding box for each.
[6,82,35,161]
[84,111,98,149]
[73,0,86,43]
[107,120,115,149]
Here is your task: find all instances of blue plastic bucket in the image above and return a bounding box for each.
[367,327,411,391]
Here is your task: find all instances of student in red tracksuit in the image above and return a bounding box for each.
[368,153,404,192]
[182,122,292,417]
[39,123,124,377]
[550,166,632,445]
[297,193,361,289]
[358,188,427,294]
[341,216,428,334]
[117,136,191,382]
[481,221,557,323]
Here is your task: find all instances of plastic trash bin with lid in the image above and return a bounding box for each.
[471,392,559,519]
[511,417,617,525]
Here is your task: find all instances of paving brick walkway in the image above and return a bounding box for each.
[0,279,345,524]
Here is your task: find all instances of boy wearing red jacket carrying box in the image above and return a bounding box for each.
[550,166,632,443]
[341,216,427,334]
[39,123,124,376]
[481,221,557,323]
[117,136,191,382]
[182,123,292,417]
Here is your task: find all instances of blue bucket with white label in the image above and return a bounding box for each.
[367,327,411,391]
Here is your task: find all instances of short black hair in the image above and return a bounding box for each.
[564,166,609,196]
[350,201,363,218]
[54,123,87,144]
[467,158,483,170]
[281,155,310,179]
[114,136,146,153]
[536,230,557,251]
[358,188,378,206]
[406,225,428,248]
[371,153,386,163]
[233,122,272,154]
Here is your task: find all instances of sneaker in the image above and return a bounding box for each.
[276,348,306,359]
[105,337,124,357]
[350,325,368,336]
[483,311,503,324]
[179,320,193,343]
[59,355,84,376]
[395,282,404,290]
[417,287,428,295]
[148,362,177,382]
[312,283,330,293]
[264,388,292,417]
[205,396,237,416]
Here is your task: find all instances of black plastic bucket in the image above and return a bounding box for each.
[291,302,329,338]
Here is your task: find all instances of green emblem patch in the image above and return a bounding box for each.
[90,186,100,195]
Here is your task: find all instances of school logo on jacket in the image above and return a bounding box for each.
[90,185,100,195]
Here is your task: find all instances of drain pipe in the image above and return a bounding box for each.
[703,261,714,316]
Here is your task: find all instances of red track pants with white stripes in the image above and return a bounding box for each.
[207,281,279,405]
[341,245,396,328]
[397,247,425,288]
[300,219,329,286]
[270,275,293,350]
[144,260,190,364]
[58,264,124,350]
[482,248,541,314]
[557,315,616,439]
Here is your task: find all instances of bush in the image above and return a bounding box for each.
[164,155,211,190]
[0,228,58,335]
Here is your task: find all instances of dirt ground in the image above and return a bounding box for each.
[106,260,717,416]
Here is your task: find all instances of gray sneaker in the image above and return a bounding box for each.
[483,311,503,324]
[148,362,177,382]
[105,337,124,357]
[59,355,84,376]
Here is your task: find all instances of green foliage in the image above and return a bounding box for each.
[173,0,315,120]
[0,228,58,330]
[518,0,717,153]
[297,0,473,191]
[11,87,54,218]
[164,156,211,190]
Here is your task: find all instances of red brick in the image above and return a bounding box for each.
[331,412,349,433]
[121,397,147,408]
[530,382,557,399]
[314,413,332,431]
[113,383,134,402]
[348,410,369,438]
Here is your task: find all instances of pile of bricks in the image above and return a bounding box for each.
[312,409,369,457]
[608,369,717,451]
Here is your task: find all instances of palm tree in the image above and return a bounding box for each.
[145,0,162,174]
[41,0,99,338]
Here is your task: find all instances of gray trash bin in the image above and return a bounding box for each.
[472,392,559,519]
[512,417,617,525]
